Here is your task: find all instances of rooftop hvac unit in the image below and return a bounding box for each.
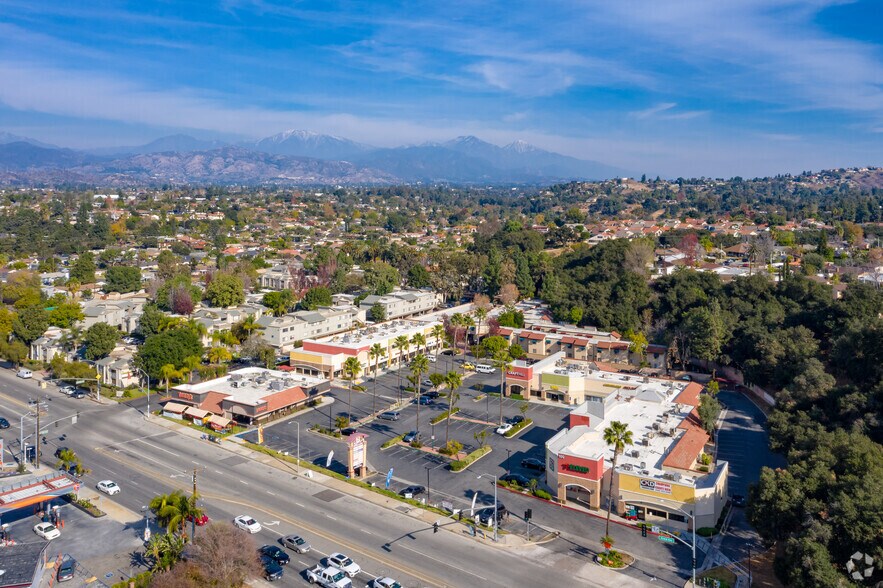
[642,470,650,476]
[647,432,655,439]
[621,464,633,471]
[270,380,285,391]
[670,428,678,437]
[630,449,640,458]
[643,377,650,383]
[640,461,646,469]
[673,473,683,482]
[652,422,660,431]
[642,438,650,446]
[663,472,675,481]
[230,373,242,381]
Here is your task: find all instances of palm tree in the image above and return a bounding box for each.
[410,354,429,433]
[493,350,512,425]
[66,279,81,300]
[431,324,445,358]
[160,364,179,395]
[443,371,462,447]
[411,333,427,357]
[602,421,634,537]
[182,355,201,383]
[393,335,410,402]
[186,318,208,340]
[474,307,488,345]
[450,313,465,358]
[240,314,261,337]
[149,490,186,534]
[461,315,475,351]
[369,343,384,415]
[208,346,232,365]
[342,356,362,422]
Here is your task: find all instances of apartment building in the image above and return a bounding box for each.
[257,305,366,351]
[360,289,441,321]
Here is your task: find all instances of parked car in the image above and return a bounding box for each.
[474,505,508,526]
[96,480,120,495]
[475,364,495,374]
[233,515,262,533]
[259,545,290,565]
[521,458,545,472]
[508,415,525,425]
[427,355,437,363]
[402,431,421,443]
[34,522,61,540]
[71,389,87,399]
[495,423,513,435]
[56,557,76,582]
[423,390,440,399]
[0,417,9,429]
[367,578,402,588]
[378,411,400,421]
[54,447,70,459]
[259,554,284,581]
[398,485,425,499]
[421,379,434,387]
[462,363,475,371]
[280,533,311,553]
[326,553,361,578]
[500,473,532,486]
[341,427,358,436]
[731,494,747,507]
[418,395,433,405]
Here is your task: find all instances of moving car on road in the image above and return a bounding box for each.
[260,545,290,565]
[96,480,120,495]
[260,554,284,581]
[326,553,361,578]
[281,534,311,553]
[233,515,262,533]
[367,578,402,588]
[305,565,352,588]
[0,417,9,429]
[34,522,61,540]
[16,369,33,379]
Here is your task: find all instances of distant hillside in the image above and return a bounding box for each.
[249,130,371,160]
[0,142,97,169]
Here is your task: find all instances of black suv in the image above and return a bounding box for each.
[521,458,545,472]
[259,545,290,566]
[475,504,508,526]
[398,485,425,498]
[259,555,284,581]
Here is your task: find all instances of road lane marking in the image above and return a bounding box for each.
[267,491,276,496]
[240,480,249,485]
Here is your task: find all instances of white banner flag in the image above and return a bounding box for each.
[325,450,334,468]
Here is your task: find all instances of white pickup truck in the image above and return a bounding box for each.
[305,565,353,588]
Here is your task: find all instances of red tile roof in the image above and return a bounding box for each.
[264,386,307,413]
[199,391,228,415]
[674,382,704,407]
[597,341,629,350]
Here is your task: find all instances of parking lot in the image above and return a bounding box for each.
[243,357,572,536]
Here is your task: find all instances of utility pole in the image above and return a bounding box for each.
[191,467,198,541]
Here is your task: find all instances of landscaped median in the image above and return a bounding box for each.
[430,407,460,425]
[497,478,552,500]
[381,434,405,449]
[503,418,533,438]
[450,446,492,472]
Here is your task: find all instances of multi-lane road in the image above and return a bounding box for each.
[0,368,659,588]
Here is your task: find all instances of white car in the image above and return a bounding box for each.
[327,553,361,578]
[233,515,262,533]
[427,355,437,363]
[367,578,402,588]
[34,522,61,540]
[495,423,513,435]
[96,480,120,495]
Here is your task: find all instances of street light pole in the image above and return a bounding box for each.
[136,368,150,418]
[425,465,431,506]
[477,473,498,542]
[506,449,511,474]
[294,421,300,473]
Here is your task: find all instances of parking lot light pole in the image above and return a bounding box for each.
[293,420,300,473]
[506,449,511,474]
[425,465,431,506]
[135,367,150,418]
[477,473,498,543]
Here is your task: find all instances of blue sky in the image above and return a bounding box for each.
[0,0,881,177]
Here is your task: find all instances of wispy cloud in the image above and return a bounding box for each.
[630,103,708,121]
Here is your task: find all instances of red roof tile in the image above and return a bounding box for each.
[264,387,307,413]
[674,382,704,407]
[198,391,228,415]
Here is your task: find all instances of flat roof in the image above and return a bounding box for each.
[174,368,327,407]
[309,319,438,351]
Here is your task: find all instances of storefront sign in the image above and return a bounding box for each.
[639,479,672,495]
[178,392,193,401]
[563,463,590,474]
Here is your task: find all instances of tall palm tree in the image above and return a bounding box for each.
[411,333,427,357]
[493,350,512,425]
[369,343,384,415]
[149,490,203,535]
[183,355,201,383]
[160,364,179,395]
[342,356,362,422]
[410,354,429,433]
[461,314,475,354]
[450,313,465,358]
[240,314,261,337]
[474,307,488,345]
[602,421,633,537]
[443,370,462,447]
[393,335,410,402]
[186,318,208,340]
[431,324,445,358]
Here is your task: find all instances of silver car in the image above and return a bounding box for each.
[280,534,310,553]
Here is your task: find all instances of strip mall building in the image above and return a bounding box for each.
[545,374,728,530]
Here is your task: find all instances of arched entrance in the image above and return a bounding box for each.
[508,383,525,397]
[564,483,595,510]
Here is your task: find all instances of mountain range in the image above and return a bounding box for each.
[0,130,627,186]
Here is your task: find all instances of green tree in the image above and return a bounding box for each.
[104,265,142,293]
[262,290,295,316]
[301,286,332,310]
[204,273,245,308]
[369,303,386,322]
[84,322,119,360]
[138,304,166,338]
[1,340,29,366]
[342,356,363,422]
[697,394,721,434]
[481,335,509,357]
[48,303,84,329]
[363,261,400,295]
[70,252,96,283]
[207,346,232,364]
[136,328,204,380]
[12,306,48,344]
[602,421,633,537]
[410,354,429,433]
[407,264,431,289]
[443,370,462,447]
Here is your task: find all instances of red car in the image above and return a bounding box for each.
[186,514,209,526]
